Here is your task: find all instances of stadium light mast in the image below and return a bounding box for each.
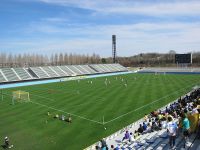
[112,35,117,63]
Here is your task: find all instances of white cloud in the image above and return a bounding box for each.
[2,21,200,56]
[38,0,200,16]
[105,1,200,16]
[2,0,200,56]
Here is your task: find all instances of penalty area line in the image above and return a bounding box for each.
[29,100,103,125]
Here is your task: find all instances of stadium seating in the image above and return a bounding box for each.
[58,66,74,76]
[86,88,200,150]
[1,68,20,81]
[81,65,98,74]
[87,120,197,150]
[13,68,32,80]
[29,67,49,78]
[41,66,59,77]
[103,64,117,72]
[112,63,128,71]
[89,64,128,73]
[0,70,7,82]
[90,64,107,73]
[99,64,112,72]
[0,63,128,83]
[66,65,83,75]
[49,66,68,76]
[74,65,91,74]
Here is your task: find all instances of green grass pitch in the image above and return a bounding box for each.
[0,73,200,150]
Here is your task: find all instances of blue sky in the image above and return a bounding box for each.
[0,0,200,57]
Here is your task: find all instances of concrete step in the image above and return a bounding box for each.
[163,135,183,150]
[155,139,168,150]
[176,133,196,149]
[146,138,163,150]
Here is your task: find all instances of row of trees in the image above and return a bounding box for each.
[0,51,200,68]
[116,51,200,67]
[0,53,101,67]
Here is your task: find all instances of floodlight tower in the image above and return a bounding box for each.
[112,35,117,63]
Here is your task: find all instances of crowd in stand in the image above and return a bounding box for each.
[96,88,200,150]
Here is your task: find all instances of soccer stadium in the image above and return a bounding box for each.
[1,57,200,150]
[1,1,200,150]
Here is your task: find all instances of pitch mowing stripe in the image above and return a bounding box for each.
[29,85,108,111]
[28,81,108,106]
[104,83,196,124]
[29,100,103,125]
[28,85,107,116]
[29,88,85,106]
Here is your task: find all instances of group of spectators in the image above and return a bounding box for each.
[96,88,200,150]
[95,139,109,150]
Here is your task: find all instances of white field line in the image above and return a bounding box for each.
[2,91,103,125]
[104,84,194,124]
[29,100,103,125]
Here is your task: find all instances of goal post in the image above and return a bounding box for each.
[12,90,30,105]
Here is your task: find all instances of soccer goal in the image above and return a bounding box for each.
[12,90,30,105]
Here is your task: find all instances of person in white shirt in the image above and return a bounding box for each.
[129,132,138,148]
[167,116,178,149]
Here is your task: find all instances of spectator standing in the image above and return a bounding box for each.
[182,113,190,148]
[167,116,178,149]
[100,138,108,150]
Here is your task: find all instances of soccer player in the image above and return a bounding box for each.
[4,137,13,149]
[67,115,72,123]
[124,83,127,88]
[54,114,59,119]
[125,79,128,85]
[104,81,107,86]
[61,115,65,121]
[4,137,9,148]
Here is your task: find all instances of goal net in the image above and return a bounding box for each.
[12,90,30,104]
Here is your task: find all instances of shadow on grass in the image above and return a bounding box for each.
[1,144,13,149]
[1,144,7,149]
